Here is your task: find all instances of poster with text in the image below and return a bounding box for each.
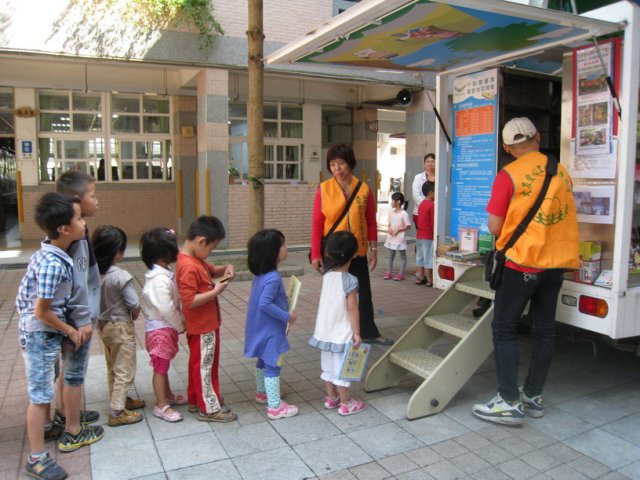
[574,43,614,159]
[451,68,499,253]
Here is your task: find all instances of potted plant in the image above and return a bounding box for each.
[228,166,240,184]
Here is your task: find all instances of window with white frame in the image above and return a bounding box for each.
[37,91,172,183]
[229,101,303,181]
[0,87,15,136]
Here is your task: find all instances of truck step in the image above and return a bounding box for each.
[455,279,494,299]
[389,348,443,379]
[424,313,476,338]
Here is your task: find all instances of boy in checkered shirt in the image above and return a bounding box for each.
[16,192,90,480]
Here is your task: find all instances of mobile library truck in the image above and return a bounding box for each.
[268,0,639,418]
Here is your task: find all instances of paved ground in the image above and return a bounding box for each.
[1,246,640,480]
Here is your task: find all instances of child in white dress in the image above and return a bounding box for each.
[309,231,366,416]
[383,192,412,281]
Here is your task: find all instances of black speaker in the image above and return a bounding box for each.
[396,89,412,107]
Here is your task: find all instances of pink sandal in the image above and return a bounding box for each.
[153,404,183,423]
[170,394,188,406]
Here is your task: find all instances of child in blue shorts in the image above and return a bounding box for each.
[54,170,104,452]
[16,192,90,480]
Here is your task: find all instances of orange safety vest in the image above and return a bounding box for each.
[498,151,579,270]
[320,176,370,257]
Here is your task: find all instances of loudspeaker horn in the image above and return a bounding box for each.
[396,89,412,107]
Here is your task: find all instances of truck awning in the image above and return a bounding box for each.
[266,0,623,77]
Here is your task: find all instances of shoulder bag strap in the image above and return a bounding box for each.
[500,155,558,254]
[326,180,363,237]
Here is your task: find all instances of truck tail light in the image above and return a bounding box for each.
[438,265,455,281]
[578,295,608,318]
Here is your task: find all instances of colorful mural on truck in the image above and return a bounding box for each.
[298,0,590,73]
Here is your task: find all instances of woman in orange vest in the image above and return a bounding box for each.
[310,144,393,345]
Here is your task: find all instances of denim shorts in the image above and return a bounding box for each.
[20,331,63,404]
[416,239,434,268]
[60,335,92,387]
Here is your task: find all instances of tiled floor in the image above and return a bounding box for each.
[1,248,640,479]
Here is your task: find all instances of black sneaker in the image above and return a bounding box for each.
[53,409,100,427]
[44,423,64,442]
[25,452,68,480]
[58,424,105,453]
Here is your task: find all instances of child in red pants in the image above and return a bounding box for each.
[176,216,237,422]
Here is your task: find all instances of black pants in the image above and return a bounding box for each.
[493,267,564,401]
[349,255,380,340]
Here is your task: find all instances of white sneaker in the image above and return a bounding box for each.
[472,393,525,426]
[520,389,544,418]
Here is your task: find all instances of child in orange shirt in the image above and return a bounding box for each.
[175,216,237,422]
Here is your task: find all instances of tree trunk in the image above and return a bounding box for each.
[247,0,264,236]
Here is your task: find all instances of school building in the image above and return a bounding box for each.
[0,0,437,247]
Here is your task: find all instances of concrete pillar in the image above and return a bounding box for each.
[14,88,38,186]
[172,96,197,235]
[196,68,229,244]
[405,90,437,215]
[352,107,377,193]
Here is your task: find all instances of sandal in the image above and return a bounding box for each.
[425,282,433,288]
[415,278,427,285]
[170,394,188,406]
[153,404,183,423]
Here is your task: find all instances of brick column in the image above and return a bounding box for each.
[196,68,229,244]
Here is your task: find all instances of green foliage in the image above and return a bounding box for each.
[228,166,240,177]
[130,0,224,49]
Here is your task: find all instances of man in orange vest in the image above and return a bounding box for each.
[473,117,579,426]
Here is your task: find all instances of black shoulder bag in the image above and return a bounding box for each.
[484,156,558,290]
[309,180,363,263]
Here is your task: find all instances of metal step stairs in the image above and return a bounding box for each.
[365,265,495,419]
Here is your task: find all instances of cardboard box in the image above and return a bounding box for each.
[574,259,601,284]
[579,241,602,262]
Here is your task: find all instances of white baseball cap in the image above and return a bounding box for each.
[502,117,537,145]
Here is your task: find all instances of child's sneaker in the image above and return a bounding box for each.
[472,393,524,426]
[383,272,392,280]
[338,398,366,416]
[108,408,143,427]
[197,409,237,423]
[25,452,68,480]
[58,424,105,452]
[53,409,99,427]
[44,423,64,442]
[520,389,544,418]
[125,396,146,410]
[267,401,299,420]
[393,273,405,281]
[255,392,268,404]
[323,396,340,410]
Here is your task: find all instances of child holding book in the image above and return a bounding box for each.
[244,229,298,420]
[176,216,237,422]
[308,231,366,416]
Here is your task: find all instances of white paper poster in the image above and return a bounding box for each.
[573,184,615,224]
[574,43,615,159]
[570,139,617,179]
